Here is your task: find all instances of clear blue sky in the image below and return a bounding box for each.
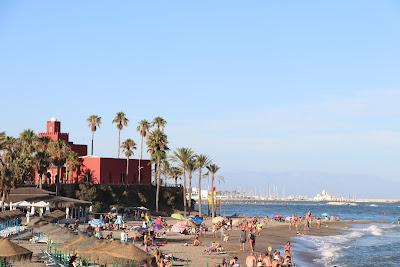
[1,1,400,197]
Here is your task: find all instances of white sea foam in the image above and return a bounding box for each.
[299,230,365,266]
[362,225,384,236]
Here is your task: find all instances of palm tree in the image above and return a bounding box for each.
[87,115,102,155]
[136,119,150,184]
[0,132,6,149]
[112,112,129,158]
[121,138,137,184]
[19,129,37,182]
[152,116,167,131]
[146,129,168,212]
[169,167,182,187]
[35,151,50,188]
[66,151,79,184]
[0,136,17,211]
[160,159,170,186]
[48,140,68,195]
[195,154,211,217]
[170,147,195,216]
[206,163,220,218]
[34,136,51,187]
[187,159,197,215]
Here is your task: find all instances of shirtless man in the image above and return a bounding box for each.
[263,252,272,267]
[271,255,280,267]
[246,253,257,267]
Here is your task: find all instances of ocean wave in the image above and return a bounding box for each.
[362,225,383,236]
[299,224,395,266]
[296,230,365,266]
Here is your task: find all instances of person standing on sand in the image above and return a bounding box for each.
[246,253,257,267]
[316,217,321,229]
[284,241,291,256]
[240,229,247,251]
[249,231,256,252]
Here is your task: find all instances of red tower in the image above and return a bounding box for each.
[38,118,87,156]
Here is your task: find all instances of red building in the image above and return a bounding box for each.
[35,119,151,185]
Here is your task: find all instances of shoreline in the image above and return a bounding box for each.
[159,218,374,266]
[13,218,383,267]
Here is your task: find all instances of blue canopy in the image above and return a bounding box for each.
[190,216,203,225]
[88,219,105,227]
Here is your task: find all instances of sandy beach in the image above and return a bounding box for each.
[156,218,361,266]
[8,216,366,267]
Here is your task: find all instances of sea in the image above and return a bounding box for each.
[219,201,400,267]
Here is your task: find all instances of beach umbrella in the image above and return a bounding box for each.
[272,214,283,219]
[88,219,105,227]
[0,239,33,261]
[83,242,154,264]
[171,213,184,220]
[32,201,49,208]
[321,213,329,217]
[17,201,31,207]
[114,215,124,225]
[171,221,187,233]
[189,216,203,225]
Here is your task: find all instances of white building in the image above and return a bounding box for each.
[191,187,208,201]
[313,190,335,201]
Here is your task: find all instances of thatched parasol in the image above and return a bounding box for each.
[87,242,154,264]
[0,239,33,261]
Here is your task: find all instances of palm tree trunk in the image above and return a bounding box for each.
[1,193,5,212]
[183,169,187,217]
[91,131,94,155]
[198,169,202,217]
[65,160,68,184]
[156,157,161,213]
[188,172,192,215]
[138,136,143,184]
[117,130,121,158]
[211,174,215,218]
[126,157,129,184]
[39,173,43,189]
[56,165,60,196]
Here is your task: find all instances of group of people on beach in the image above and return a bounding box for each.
[243,241,293,267]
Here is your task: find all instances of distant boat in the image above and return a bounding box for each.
[326,201,357,206]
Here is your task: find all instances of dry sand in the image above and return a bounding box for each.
[13,218,364,266]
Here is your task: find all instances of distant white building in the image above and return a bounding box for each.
[191,187,208,201]
[313,190,334,201]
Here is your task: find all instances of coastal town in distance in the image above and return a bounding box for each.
[1,1,400,267]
